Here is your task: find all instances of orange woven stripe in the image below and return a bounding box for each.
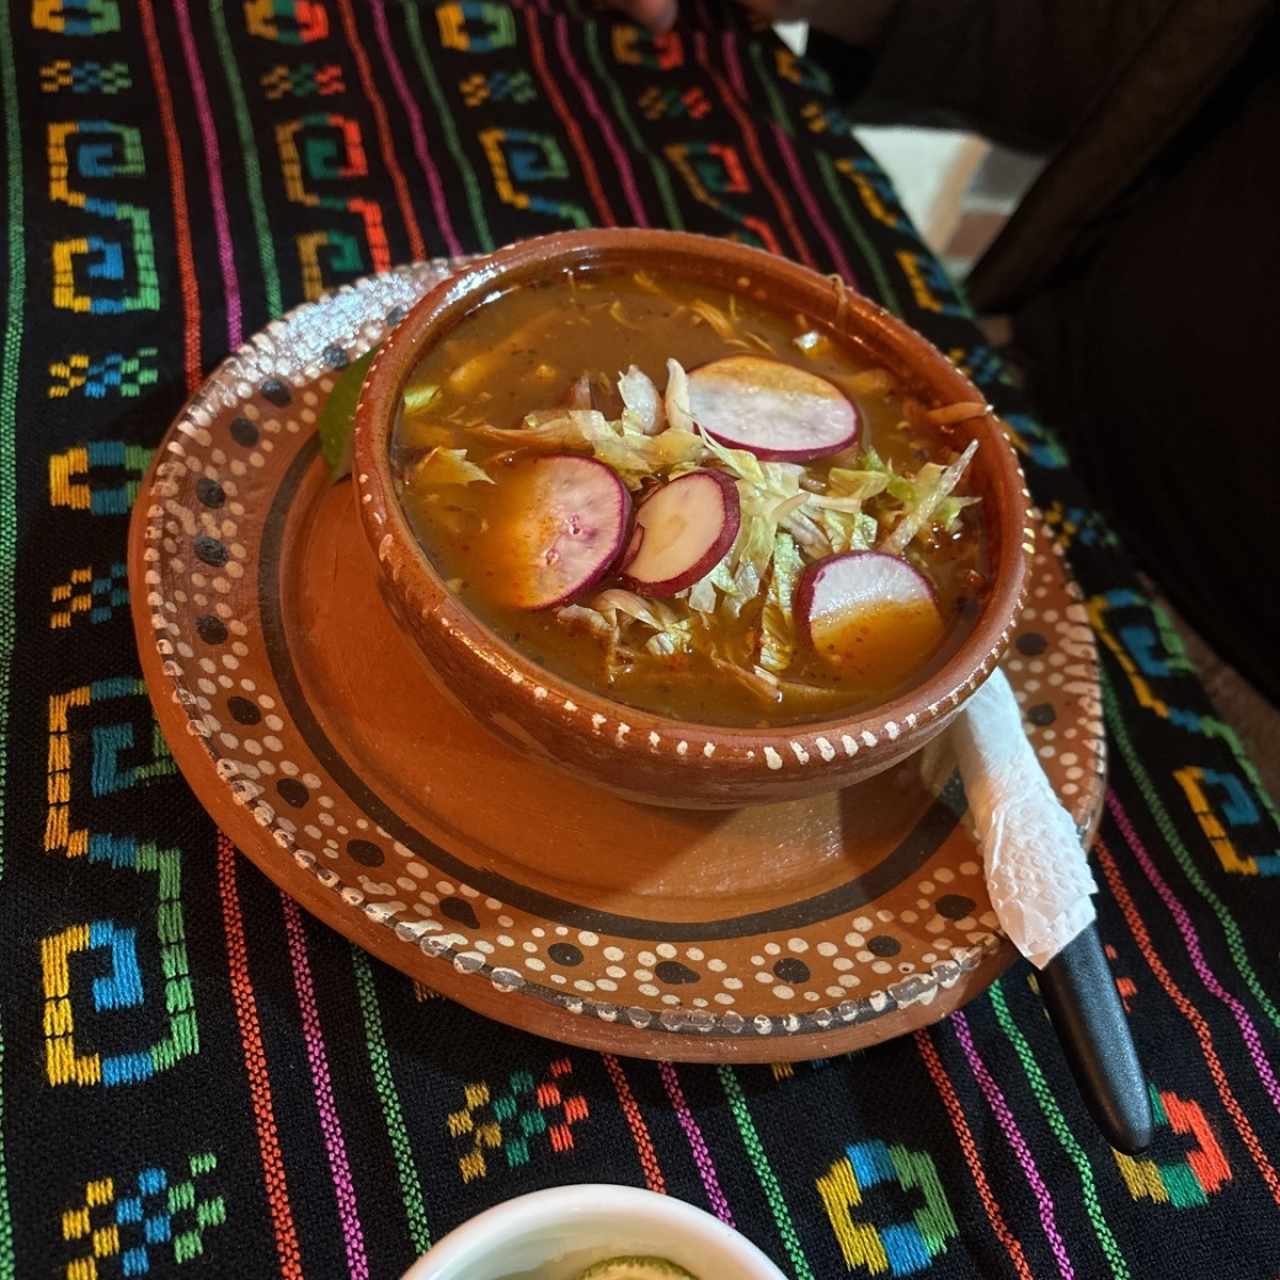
[138,0,201,391]
[332,0,426,261]
[522,8,617,227]
[692,31,816,269]
[916,1028,1035,1280]
[217,836,305,1277]
[602,1054,666,1193]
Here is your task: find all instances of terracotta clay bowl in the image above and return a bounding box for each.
[353,230,1034,808]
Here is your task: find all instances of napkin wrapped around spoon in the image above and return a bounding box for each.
[946,667,1098,968]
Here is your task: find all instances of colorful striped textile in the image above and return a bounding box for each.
[2,3,1276,1276]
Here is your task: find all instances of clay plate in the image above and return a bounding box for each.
[129,262,1105,1062]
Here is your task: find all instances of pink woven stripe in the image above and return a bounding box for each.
[282,897,369,1280]
[173,0,241,349]
[369,0,462,257]
[951,1010,1074,1280]
[1108,790,1280,1114]
[554,15,650,227]
[658,1062,735,1224]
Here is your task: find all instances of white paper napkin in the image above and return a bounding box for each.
[950,668,1098,968]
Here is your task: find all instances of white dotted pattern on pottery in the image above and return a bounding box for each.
[141,263,1104,1038]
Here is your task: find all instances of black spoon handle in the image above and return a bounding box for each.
[1039,923,1152,1154]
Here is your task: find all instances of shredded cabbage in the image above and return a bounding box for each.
[474,405,703,489]
[563,590,697,661]
[759,532,803,673]
[457,357,984,706]
[618,365,665,436]
[879,439,980,553]
[664,358,695,433]
[695,419,810,591]
[408,447,492,487]
[823,466,891,502]
[402,380,441,417]
[814,507,877,556]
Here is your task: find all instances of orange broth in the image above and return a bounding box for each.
[393,270,988,727]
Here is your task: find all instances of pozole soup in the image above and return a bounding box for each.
[393,269,989,728]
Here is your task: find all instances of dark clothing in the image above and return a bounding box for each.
[813,1,1280,703]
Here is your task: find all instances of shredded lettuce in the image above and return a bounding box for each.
[824,466,891,502]
[408,447,493,488]
[590,422,704,488]
[618,365,665,436]
[402,380,441,417]
[398,420,458,451]
[475,405,703,489]
[473,414,591,450]
[759,532,803,673]
[556,603,614,639]
[814,507,877,556]
[664,358,695,433]
[468,358,984,709]
[588,429,667,487]
[686,570,719,616]
[879,439,980,553]
[696,418,810,592]
[565,590,697,661]
[782,509,831,559]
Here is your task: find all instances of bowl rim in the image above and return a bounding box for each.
[353,229,1031,746]
[401,1183,787,1279]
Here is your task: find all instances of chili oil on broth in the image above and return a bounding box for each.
[393,269,989,728]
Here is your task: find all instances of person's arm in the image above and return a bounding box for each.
[807,0,1179,153]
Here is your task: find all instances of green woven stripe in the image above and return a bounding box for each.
[0,0,23,884]
[717,1066,813,1280]
[582,21,684,230]
[814,152,902,316]
[209,0,283,317]
[404,1,494,253]
[1102,671,1280,1031]
[351,950,431,1253]
[0,0,24,1262]
[748,42,791,135]
[989,982,1129,1279]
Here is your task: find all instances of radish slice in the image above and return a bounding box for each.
[796,552,945,685]
[620,523,645,570]
[490,454,631,609]
[688,355,859,461]
[619,470,740,597]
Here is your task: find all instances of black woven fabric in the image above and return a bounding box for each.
[1,3,1276,1277]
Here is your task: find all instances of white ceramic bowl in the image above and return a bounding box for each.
[402,1184,786,1280]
